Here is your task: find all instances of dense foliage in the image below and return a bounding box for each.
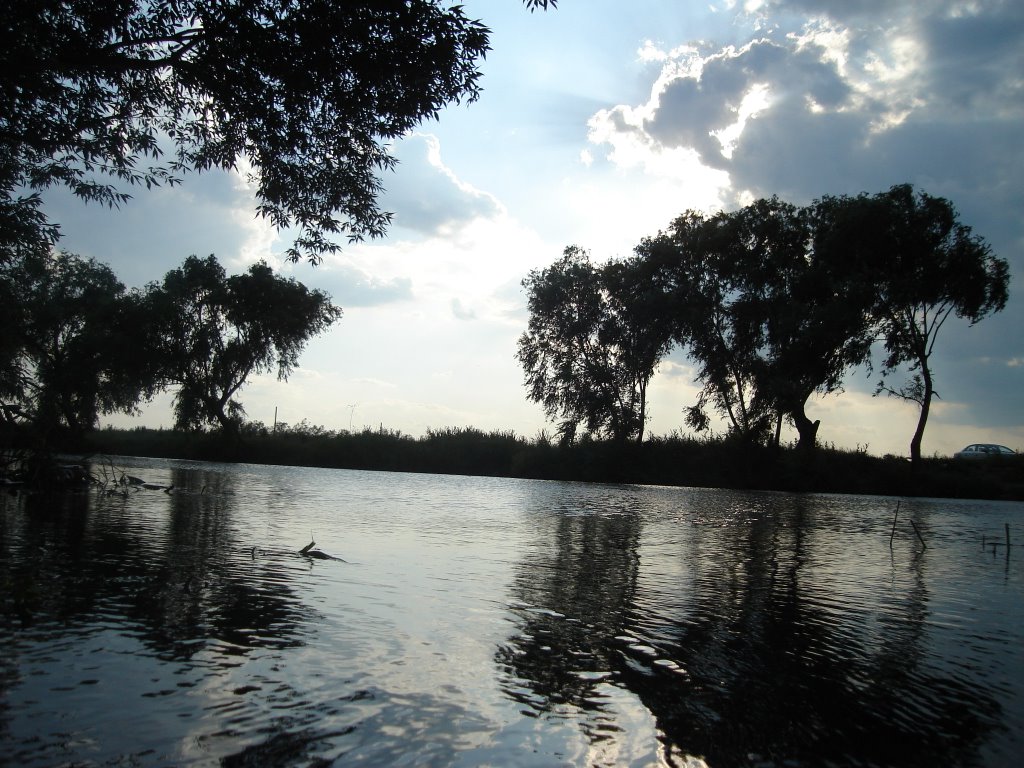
[811,185,1010,467]
[144,255,342,433]
[516,247,671,444]
[0,250,340,447]
[0,247,152,440]
[519,186,1010,460]
[1,0,553,263]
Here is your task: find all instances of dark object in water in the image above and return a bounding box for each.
[299,539,343,561]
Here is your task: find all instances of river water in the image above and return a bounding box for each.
[1,457,1022,767]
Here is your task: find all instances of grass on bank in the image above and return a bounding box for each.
[62,422,1024,501]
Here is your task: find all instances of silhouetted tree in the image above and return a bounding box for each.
[744,199,875,449]
[517,247,671,443]
[634,210,774,443]
[0,256,23,414]
[0,248,151,439]
[147,255,342,434]
[602,257,677,442]
[1,1,556,263]
[813,185,1010,468]
[633,199,874,449]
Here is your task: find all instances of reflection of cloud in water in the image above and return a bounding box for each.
[211,686,528,766]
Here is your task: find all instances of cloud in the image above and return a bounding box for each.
[915,338,1024,430]
[582,2,1024,444]
[639,38,854,168]
[451,298,478,321]
[584,7,1024,266]
[45,127,510,290]
[380,133,504,236]
[590,2,1024,202]
[310,262,414,308]
[40,167,262,287]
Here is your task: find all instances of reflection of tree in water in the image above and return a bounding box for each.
[646,499,1002,766]
[122,466,313,660]
[498,493,1004,767]
[0,466,311,662]
[496,502,643,743]
[0,469,325,765]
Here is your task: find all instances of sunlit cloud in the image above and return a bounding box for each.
[221,158,280,269]
[382,133,504,237]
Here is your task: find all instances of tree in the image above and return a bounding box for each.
[147,255,342,434]
[633,198,873,449]
[814,185,1010,468]
[516,247,670,444]
[602,256,676,442]
[1,1,554,263]
[741,199,875,450]
[0,248,152,439]
[635,211,774,443]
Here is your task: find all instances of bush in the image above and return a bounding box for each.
[74,424,1023,500]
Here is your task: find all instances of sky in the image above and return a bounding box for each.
[42,0,1024,458]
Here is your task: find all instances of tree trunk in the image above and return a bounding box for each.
[210,395,239,439]
[909,367,933,471]
[636,380,647,444]
[791,402,820,452]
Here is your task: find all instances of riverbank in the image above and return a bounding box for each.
[60,425,1024,501]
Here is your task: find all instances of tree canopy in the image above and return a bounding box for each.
[0,248,151,439]
[516,247,671,444]
[146,254,342,433]
[520,185,1009,458]
[812,185,1010,467]
[630,198,874,449]
[1,1,554,263]
[635,210,773,442]
[0,249,343,447]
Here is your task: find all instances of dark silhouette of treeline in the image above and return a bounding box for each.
[73,423,1024,501]
[517,187,1010,471]
[1,251,340,450]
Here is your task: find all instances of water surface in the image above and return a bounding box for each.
[1,458,1021,766]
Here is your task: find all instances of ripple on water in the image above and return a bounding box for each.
[2,466,1023,767]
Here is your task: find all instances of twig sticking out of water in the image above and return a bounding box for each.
[910,519,927,551]
[889,501,901,550]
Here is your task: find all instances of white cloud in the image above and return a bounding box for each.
[226,159,282,269]
[308,261,414,308]
[451,297,478,321]
[381,133,504,237]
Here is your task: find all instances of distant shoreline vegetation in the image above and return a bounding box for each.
[62,423,1024,502]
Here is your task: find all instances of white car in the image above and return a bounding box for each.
[953,443,1017,459]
